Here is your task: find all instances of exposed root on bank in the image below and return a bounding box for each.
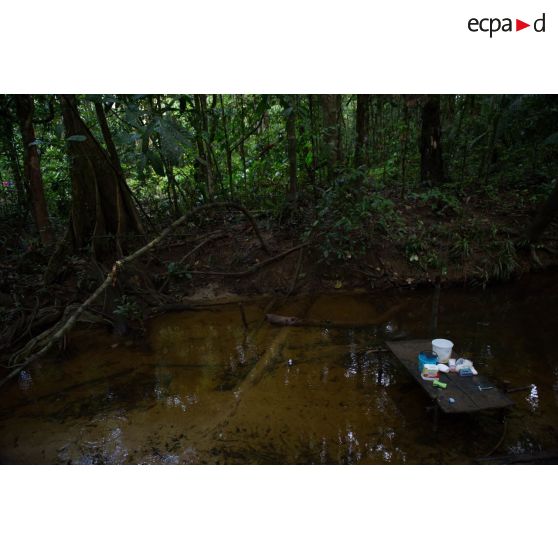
[187,242,309,277]
[0,202,275,389]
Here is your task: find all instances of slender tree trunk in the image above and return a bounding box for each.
[0,109,26,208]
[205,96,223,193]
[14,94,53,245]
[285,96,297,203]
[219,95,234,197]
[336,95,344,167]
[94,100,124,175]
[307,95,319,188]
[400,98,411,194]
[237,95,248,190]
[193,94,214,199]
[161,152,179,218]
[447,95,465,178]
[420,95,444,186]
[478,95,505,185]
[355,94,370,168]
[320,94,340,183]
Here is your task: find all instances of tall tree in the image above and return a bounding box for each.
[284,96,298,202]
[193,94,214,199]
[59,94,144,256]
[94,100,124,175]
[14,95,53,244]
[420,95,444,186]
[219,95,234,197]
[477,94,505,185]
[0,99,26,208]
[354,94,370,168]
[320,94,342,182]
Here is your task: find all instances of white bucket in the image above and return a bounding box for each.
[432,338,454,363]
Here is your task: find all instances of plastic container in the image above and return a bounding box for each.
[421,364,439,381]
[418,350,438,372]
[432,339,454,363]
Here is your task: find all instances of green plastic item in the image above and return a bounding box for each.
[432,380,447,389]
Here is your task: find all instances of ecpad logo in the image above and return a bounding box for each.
[468,13,546,37]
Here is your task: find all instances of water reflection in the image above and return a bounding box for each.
[18,370,33,392]
[1,278,558,464]
[526,384,539,413]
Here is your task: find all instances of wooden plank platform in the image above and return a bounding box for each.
[385,339,514,414]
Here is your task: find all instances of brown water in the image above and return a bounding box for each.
[1,274,557,464]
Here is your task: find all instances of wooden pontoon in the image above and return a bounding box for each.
[386,339,514,415]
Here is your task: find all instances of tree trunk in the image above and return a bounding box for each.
[0,105,26,208]
[355,94,370,168]
[400,98,411,194]
[193,94,214,199]
[94,100,124,175]
[320,94,341,182]
[307,94,319,188]
[14,95,53,244]
[285,96,297,203]
[336,94,344,166]
[237,95,248,190]
[420,95,444,186]
[59,94,143,257]
[478,95,505,186]
[219,95,234,197]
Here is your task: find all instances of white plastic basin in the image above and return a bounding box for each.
[432,338,453,363]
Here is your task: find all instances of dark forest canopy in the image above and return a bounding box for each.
[1,93,558,276]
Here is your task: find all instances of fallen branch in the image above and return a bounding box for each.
[150,303,200,314]
[188,242,309,277]
[0,202,269,389]
[265,301,407,329]
[158,230,226,293]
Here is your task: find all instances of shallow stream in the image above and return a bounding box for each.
[1,273,557,464]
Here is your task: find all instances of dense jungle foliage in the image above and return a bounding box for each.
[0,93,557,297]
[1,94,557,266]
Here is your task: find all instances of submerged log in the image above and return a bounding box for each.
[266,314,303,326]
[266,301,407,329]
[266,314,380,329]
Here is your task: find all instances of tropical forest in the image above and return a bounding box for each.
[0,93,557,464]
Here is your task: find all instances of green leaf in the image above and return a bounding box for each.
[66,135,87,142]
